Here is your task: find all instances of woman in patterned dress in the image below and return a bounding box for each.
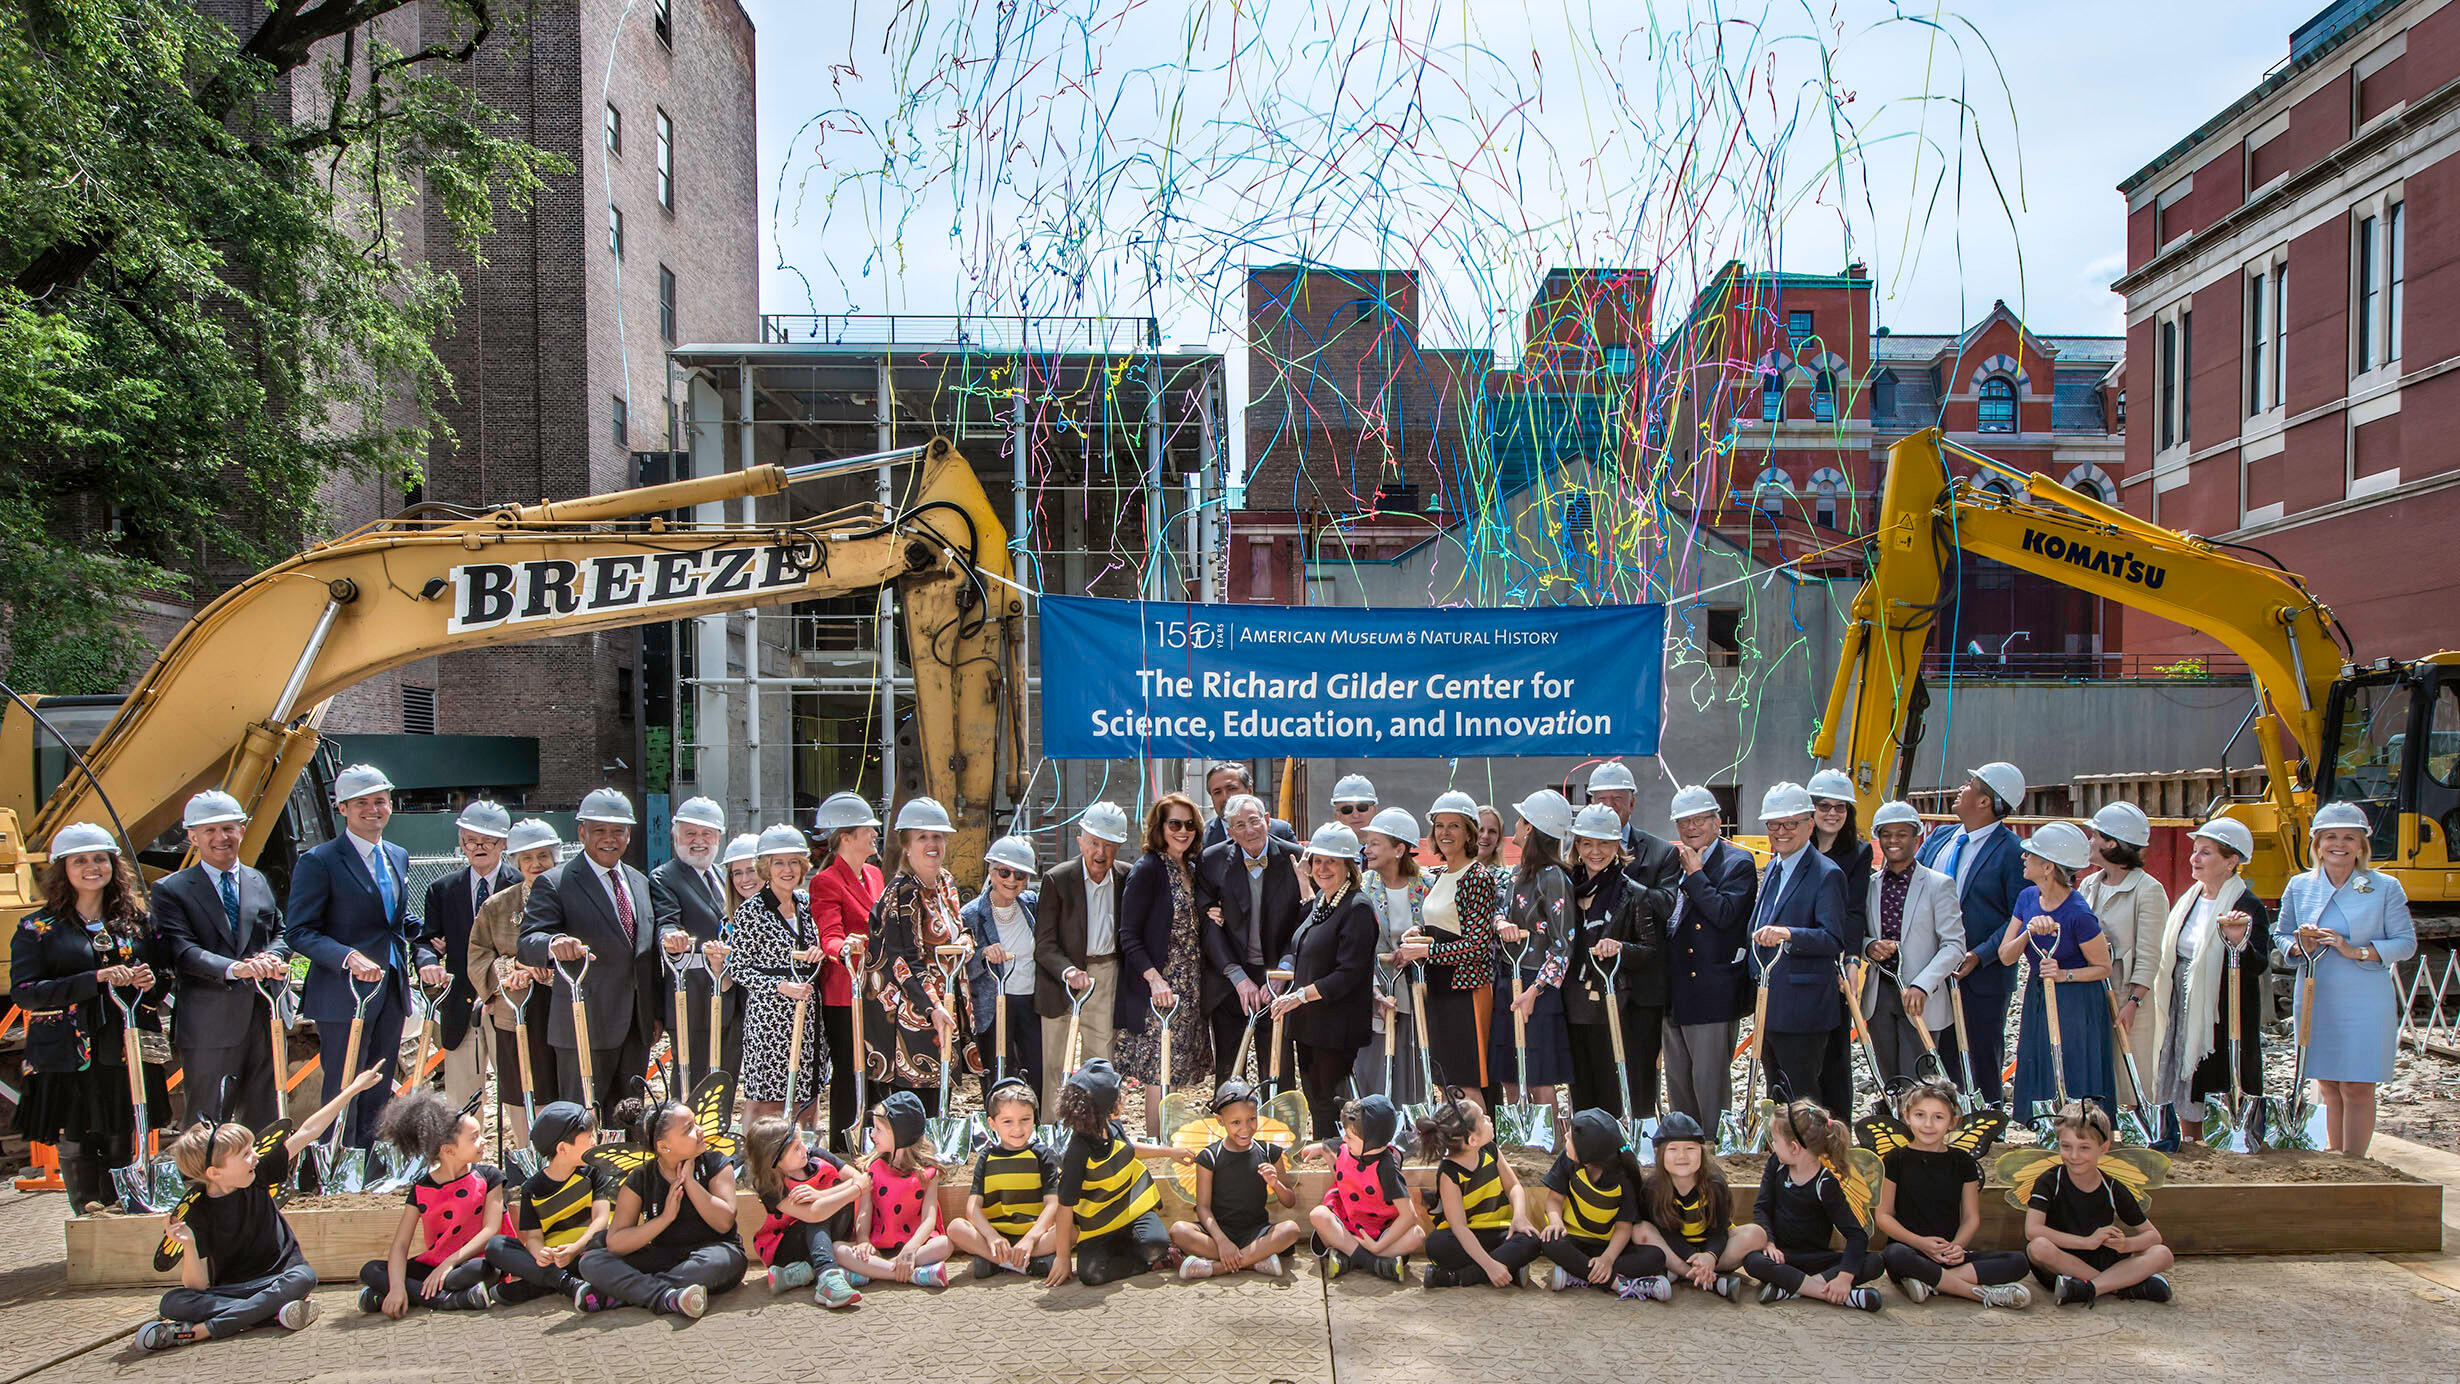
[1399,791,1504,1104]
[1115,794,1214,1133]
[862,798,982,1118]
[733,825,829,1128]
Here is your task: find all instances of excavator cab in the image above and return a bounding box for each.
[2316,654,2460,873]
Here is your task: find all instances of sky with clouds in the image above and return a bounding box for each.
[736,1,2327,349]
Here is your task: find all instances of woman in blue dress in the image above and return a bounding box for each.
[1994,822,2115,1122]
[2278,801,2417,1158]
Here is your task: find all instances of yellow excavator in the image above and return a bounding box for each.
[1814,427,2458,921]
[0,436,1028,950]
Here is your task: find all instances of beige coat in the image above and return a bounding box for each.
[2080,866,2168,1103]
[467,879,539,1031]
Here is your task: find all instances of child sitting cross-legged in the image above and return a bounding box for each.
[359,1089,506,1315]
[481,1102,614,1310]
[1169,1082,1305,1279]
[948,1078,1061,1279]
[1414,1093,1544,1289]
[834,1091,956,1289]
[1537,1108,1668,1299]
[1306,1094,1421,1282]
[2024,1100,2175,1307]
[742,1114,868,1307]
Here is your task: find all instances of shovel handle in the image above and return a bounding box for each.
[670,958,692,1081]
[785,995,810,1123]
[1267,969,1293,1084]
[565,959,595,1108]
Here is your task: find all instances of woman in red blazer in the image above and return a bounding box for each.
[808,792,885,1152]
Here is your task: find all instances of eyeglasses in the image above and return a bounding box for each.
[1334,803,1373,815]
[1164,818,1199,832]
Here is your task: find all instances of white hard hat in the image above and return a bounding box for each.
[2022,821,2092,872]
[1588,761,1639,794]
[505,819,561,855]
[1513,788,1576,842]
[2088,801,2151,848]
[717,832,762,868]
[1968,762,2027,813]
[984,835,1040,876]
[454,799,512,839]
[813,792,881,833]
[2189,816,2255,861]
[1428,790,1480,824]
[182,790,248,829]
[672,796,726,832]
[1304,822,1362,860]
[1667,785,1720,822]
[1570,803,1625,843]
[1805,769,1856,803]
[1365,807,1420,847]
[1079,801,1132,845]
[2310,801,2372,837]
[1870,800,1925,831]
[1329,774,1378,805]
[332,763,394,803]
[577,788,637,825]
[893,797,954,833]
[757,823,810,858]
[1758,781,1816,822]
[48,822,120,859]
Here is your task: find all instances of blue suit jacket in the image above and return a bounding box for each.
[1752,846,1855,1035]
[1917,822,2026,994]
[284,834,434,1024]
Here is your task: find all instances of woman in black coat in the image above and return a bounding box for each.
[1268,824,1379,1139]
[10,824,168,1212]
[1114,793,1213,1132]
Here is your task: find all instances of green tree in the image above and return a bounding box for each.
[0,0,563,692]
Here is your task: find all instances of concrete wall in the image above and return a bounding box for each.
[1904,676,2259,796]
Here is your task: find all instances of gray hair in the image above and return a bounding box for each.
[1222,793,1267,821]
[1208,761,1255,788]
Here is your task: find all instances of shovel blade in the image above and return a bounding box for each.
[925,1117,975,1163]
[507,1148,542,1180]
[1497,1104,1555,1154]
[2113,1109,2154,1147]
[1627,1115,1659,1164]
[2270,1101,2328,1151]
[113,1163,163,1214]
[332,1149,370,1195]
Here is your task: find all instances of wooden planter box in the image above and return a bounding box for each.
[65,1164,2438,1288]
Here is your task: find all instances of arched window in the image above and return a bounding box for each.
[2062,463,2116,504]
[1809,467,1849,530]
[1812,369,1837,422]
[1749,467,1794,511]
[1979,475,2015,500]
[1977,376,2017,432]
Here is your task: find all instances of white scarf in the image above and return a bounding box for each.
[2151,874,2245,1078]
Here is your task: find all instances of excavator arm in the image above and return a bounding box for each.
[1810,428,2343,883]
[17,436,1028,895]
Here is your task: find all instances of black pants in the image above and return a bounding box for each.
[484,1234,585,1303]
[319,1000,406,1147]
[576,1240,748,1310]
[1763,1030,1836,1112]
[1540,1237,1667,1287]
[1743,1245,1874,1292]
[492,1018,565,1111]
[979,992,1043,1105]
[554,1030,650,1125]
[157,1262,316,1338]
[356,1255,491,1307]
[1075,1210,1170,1285]
[1957,974,2012,1105]
[1294,1041,1357,1141]
[824,1004,856,1153]
[771,1219,843,1274]
[1425,1226,1544,1285]
[181,1024,281,1128]
[1881,1242,2030,1288]
[1564,1003,1666,1120]
[1819,1023,1854,1119]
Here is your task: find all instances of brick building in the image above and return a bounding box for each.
[2115,0,2460,661]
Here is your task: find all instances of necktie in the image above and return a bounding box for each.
[373,846,396,919]
[218,869,241,934]
[475,869,494,916]
[1938,831,1967,879]
[706,869,725,911]
[1755,859,1786,929]
[609,867,637,945]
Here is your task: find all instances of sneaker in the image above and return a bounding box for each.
[451,1282,495,1311]
[2116,1274,2172,1303]
[971,1256,1003,1281]
[1633,1275,1672,1302]
[1153,1248,1184,1275]
[2053,1276,2096,1308]
[358,1285,384,1315]
[1711,1274,1739,1300]
[1321,1251,1347,1281]
[667,1283,708,1319]
[814,1270,860,1309]
[572,1284,610,1313]
[136,1321,193,1352]
[1758,1282,1797,1304]
[1420,1265,1449,1289]
[1844,1287,1883,1312]
[1254,1253,1283,1277]
[842,1270,870,1287]
[1550,1265,1576,1292]
[1178,1256,1216,1281]
[911,1262,948,1289]
[1976,1281,2032,1309]
[1025,1255,1056,1278]
[1900,1277,1934,1304]
[1611,1275,1642,1299]
[768,1261,814,1293]
[1365,1253,1405,1283]
[277,1299,320,1332]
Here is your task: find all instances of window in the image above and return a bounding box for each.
[604,102,622,155]
[2357,212,2380,372]
[2390,200,2405,362]
[608,204,624,259]
[2072,476,2105,504]
[1248,541,1273,601]
[2247,270,2268,414]
[616,666,635,724]
[1870,371,1896,423]
[658,264,676,344]
[400,685,437,735]
[653,0,672,49]
[1787,310,1813,344]
[1602,344,1633,374]
[1561,492,1593,538]
[1812,369,1836,423]
[655,109,674,210]
[1977,376,2016,432]
[1705,608,1744,667]
[2271,267,2287,410]
[611,395,629,447]
[1759,371,1781,422]
[2158,321,2176,449]
[1749,467,1793,506]
[2180,309,2192,444]
[1809,468,1847,529]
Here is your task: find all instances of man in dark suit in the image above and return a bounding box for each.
[418,800,515,1111]
[1033,800,1131,1112]
[1201,762,1296,850]
[153,790,292,1127]
[1918,761,2029,1105]
[649,795,737,1094]
[1747,783,1857,1112]
[1197,792,1305,1084]
[519,788,660,1121]
[285,764,443,1146]
[1661,786,1758,1130]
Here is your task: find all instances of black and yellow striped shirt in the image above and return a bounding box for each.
[517,1164,611,1250]
[1431,1144,1511,1233]
[1058,1121,1159,1238]
[972,1141,1059,1238]
[1542,1154,1633,1251]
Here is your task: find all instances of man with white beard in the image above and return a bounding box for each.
[651,797,738,1093]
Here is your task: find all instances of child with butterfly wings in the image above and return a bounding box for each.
[1863,1077,2030,1308]
[573,1084,749,1318]
[2012,1101,2175,1307]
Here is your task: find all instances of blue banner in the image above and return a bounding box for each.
[1038,596,1664,760]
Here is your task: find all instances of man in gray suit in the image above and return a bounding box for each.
[152,790,293,1126]
[519,788,660,1120]
[651,796,737,1093]
[1860,800,1966,1087]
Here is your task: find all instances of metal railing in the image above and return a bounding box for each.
[2400,948,2460,1058]
[757,314,1163,354]
[1918,651,2253,681]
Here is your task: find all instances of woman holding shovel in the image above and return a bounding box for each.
[1994,822,2115,1122]
[1117,794,1214,1133]
[1396,792,1503,1102]
[12,823,168,1212]
[1560,805,1655,1121]
[809,793,884,1152]
[470,819,566,1147]
[863,798,981,1118]
[2149,819,2272,1146]
[1488,791,1578,1116]
[736,825,831,1129]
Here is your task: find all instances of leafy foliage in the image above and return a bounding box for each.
[0,0,565,692]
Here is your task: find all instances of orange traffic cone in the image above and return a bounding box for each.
[14,1142,65,1192]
